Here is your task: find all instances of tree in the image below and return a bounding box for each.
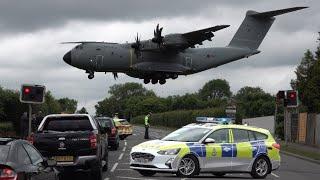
[95,83,156,117]
[235,86,274,118]
[58,98,77,113]
[36,91,62,115]
[199,79,232,100]
[77,107,88,114]
[291,34,320,112]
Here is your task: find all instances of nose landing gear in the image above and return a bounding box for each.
[86,70,95,79]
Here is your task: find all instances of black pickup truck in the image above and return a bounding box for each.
[29,114,108,180]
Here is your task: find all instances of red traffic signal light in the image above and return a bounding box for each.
[23,87,31,94]
[286,90,298,107]
[20,84,46,104]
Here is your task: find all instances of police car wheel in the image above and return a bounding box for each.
[251,156,270,179]
[137,170,156,177]
[212,172,226,177]
[176,155,199,177]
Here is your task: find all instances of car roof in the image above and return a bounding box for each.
[184,123,270,134]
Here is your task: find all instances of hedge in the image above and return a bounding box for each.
[132,108,226,128]
[0,122,16,137]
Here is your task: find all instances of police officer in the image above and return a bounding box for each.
[144,112,151,139]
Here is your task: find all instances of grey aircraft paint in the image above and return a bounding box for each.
[63,7,307,85]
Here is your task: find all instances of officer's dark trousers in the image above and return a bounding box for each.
[144,125,149,139]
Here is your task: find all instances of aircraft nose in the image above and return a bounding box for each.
[63,51,72,65]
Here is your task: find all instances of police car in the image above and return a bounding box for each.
[130,123,280,178]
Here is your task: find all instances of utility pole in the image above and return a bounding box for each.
[28,104,32,136]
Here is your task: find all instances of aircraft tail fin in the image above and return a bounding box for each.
[228,7,307,50]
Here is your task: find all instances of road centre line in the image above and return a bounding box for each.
[125,141,127,146]
[110,162,119,172]
[271,172,280,178]
[122,147,126,151]
[118,153,124,160]
[104,178,109,180]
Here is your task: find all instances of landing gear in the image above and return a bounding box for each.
[86,70,95,79]
[144,79,150,84]
[171,73,178,79]
[151,79,158,84]
[159,79,166,85]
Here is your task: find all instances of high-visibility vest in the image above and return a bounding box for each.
[144,116,149,126]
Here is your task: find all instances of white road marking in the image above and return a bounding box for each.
[271,172,280,178]
[122,147,126,151]
[118,153,124,160]
[125,141,127,146]
[110,162,119,172]
[104,178,110,180]
[117,176,156,180]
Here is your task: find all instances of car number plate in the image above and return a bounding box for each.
[53,156,74,162]
[135,158,149,163]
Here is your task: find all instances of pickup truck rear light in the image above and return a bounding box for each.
[0,167,17,180]
[89,133,97,149]
[272,143,280,150]
[27,133,34,145]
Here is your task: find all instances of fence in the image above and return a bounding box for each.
[289,113,320,147]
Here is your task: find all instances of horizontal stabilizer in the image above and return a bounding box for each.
[250,7,308,18]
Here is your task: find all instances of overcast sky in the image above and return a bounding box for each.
[0,0,319,114]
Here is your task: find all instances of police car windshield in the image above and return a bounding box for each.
[162,127,211,142]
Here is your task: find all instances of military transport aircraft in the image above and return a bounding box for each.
[63,7,307,85]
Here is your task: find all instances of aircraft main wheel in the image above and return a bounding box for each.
[159,79,166,85]
[151,79,158,84]
[88,74,94,79]
[144,79,150,84]
[171,74,178,79]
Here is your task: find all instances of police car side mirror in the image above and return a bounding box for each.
[204,138,215,144]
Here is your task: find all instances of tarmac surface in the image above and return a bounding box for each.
[67,126,320,180]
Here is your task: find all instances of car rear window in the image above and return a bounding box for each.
[119,120,130,125]
[97,118,114,128]
[43,116,93,132]
[0,146,10,162]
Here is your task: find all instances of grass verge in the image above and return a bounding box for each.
[281,143,320,161]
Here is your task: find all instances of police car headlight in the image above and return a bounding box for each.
[157,148,181,155]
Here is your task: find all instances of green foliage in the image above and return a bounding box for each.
[95,82,157,117]
[291,34,320,113]
[0,87,77,135]
[58,98,77,113]
[199,79,232,100]
[132,108,226,128]
[77,107,88,114]
[235,86,275,118]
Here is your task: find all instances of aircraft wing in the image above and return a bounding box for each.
[181,25,230,47]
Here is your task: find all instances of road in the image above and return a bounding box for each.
[78,126,320,179]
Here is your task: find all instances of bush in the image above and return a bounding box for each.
[0,122,16,137]
[132,108,226,128]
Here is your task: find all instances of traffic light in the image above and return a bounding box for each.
[286,90,298,107]
[20,84,46,104]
